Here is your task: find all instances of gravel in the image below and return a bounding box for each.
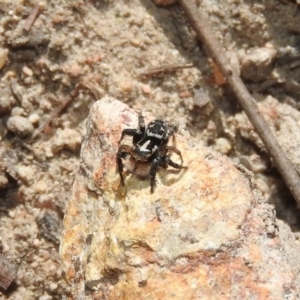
[1,0,300,299]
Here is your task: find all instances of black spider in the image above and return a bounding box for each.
[117,113,185,193]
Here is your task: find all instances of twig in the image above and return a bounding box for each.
[30,83,98,141]
[30,88,78,141]
[30,95,74,140]
[138,63,194,78]
[177,0,300,207]
[24,5,40,32]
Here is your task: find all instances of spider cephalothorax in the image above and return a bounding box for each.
[117,113,185,193]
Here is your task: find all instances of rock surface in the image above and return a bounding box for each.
[60,96,298,299]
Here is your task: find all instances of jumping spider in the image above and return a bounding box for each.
[117,113,185,193]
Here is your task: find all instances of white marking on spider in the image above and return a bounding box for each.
[147,131,164,139]
[140,140,151,150]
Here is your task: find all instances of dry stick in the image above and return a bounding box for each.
[178,0,300,207]
[30,94,74,140]
[24,5,40,32]
[138,63,194,78]
[30,83,95,141]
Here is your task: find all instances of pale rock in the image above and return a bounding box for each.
[60,96,298,299]
[214,137,232,154]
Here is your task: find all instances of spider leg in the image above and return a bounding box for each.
[119,128,142,145]
[165,146,182,159]
[117,145,133,186]
[165,123,178,141]
[163,146,187,169]
[149,157,160,193]
[138,112,146,134]
[164,157,183,169]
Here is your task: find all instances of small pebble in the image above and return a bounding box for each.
[256,177,269,195]
[7,116,34,137]
[130,39,140,47]
[52,128,81,153]
[8,210,16,218]
[0,48,8,70]
[239,156,253,171]
[49,282,57,292]
[0,96,16,114]
[22,66,33,77]
[17,165,35,185]
[35,180,48,193]
[214,137,232,154]
[141,84,151,94]
[39,294,52,300]
[39,99,52,111]
[39,249,50,260]
[33,239,40,247]
[240,46,277,82]
[11,107,25,116]
[193,88,211,108]
[28,113,40,125]
[22,271,35,286]
[4,70,16,79]
[0,174,9,189]
[120,80,133,92]
[179,90,192,98]
[38,211,61,244]
[66,63,81,78]
[249,154,267,173]
[85,53,102,64]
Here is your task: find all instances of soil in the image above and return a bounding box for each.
[1,0,300,299]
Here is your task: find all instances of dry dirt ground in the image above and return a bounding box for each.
[1,0,300,299]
